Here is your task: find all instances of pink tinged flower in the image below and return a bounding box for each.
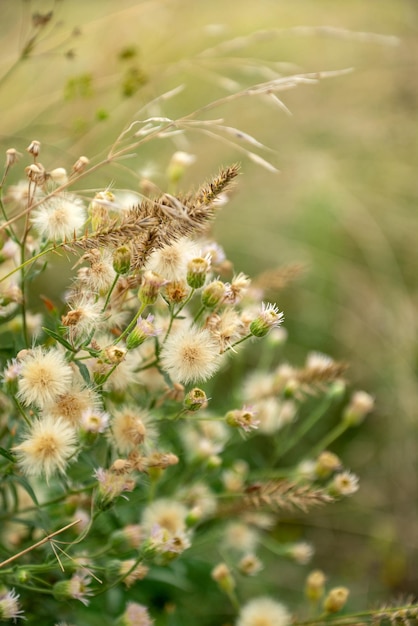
[2,359,21,383]
[0,588,24,621]
[226,406,260,432]
[18,347,73,408]
[119,602,153,626]
[53,573,93,606]
[126,314,161,350]
[13,416,78,482]
[94,468,135,506]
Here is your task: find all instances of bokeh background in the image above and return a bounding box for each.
[1,0,417,611]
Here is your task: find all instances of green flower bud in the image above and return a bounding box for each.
[187,256,210,289]
[113,245,131,274]
[201,280,227,308]
[184,388,208,411]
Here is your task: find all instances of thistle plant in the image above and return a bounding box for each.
[0,5,416,626]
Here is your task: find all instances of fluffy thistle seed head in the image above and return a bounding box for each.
[13,416,78,482]
[145,237,199,283]
[236,597,291,626]
[160,326,222,384]
[31,193,86,241]
[111,407,155,453]
[18,347,73,408]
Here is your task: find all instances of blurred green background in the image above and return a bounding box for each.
[1,0,417,611]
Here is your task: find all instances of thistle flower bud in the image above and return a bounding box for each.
[26,140,41,158]
[250,302,284,337]
[89,190,114,230]
[101,345,127,365]
[25,163,47,185]
[328,379,346,399]
[184,388,208,412]
[315,451,342,479]
[53,573,93,606]
[343,391,374,426]
[16,569,30,584]
[126,314,159,350]
[110,524,144,552]
[305,569,326,602]
[72,155,89,173]
[207,454,222,469]
[288,541,314,564]
[238,554,263,576]
[225,406,260,432]
[323,586,349,613]
[94,467,136,509]
[113,245,131,275]
[138,271,167,306]
[201,280,227,308]
[164,280,190,304]
[187,256,210,289]
[185,506,203,527]
[49,167,68,186]
[328,471,359,497]
[211,563,235,593]
[167,151,196,184]
[5,148,21,168]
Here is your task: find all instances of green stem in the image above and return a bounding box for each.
[12,396,31,427]
[12,583,53,595]
[309,420,350,458]
[162,289,196,344]
[95,550,145,595]
[224,333,253,352]
[193,304,206,324]
[114,301,147,345]
[19,241,29,348]
[226,588,241,612]
[101,273,120,313]
[137,358,158,371]
[0,245,54,285]
[277,394,335,460]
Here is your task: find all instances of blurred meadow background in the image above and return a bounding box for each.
[1,0,417,611]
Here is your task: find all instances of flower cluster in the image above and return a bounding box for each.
[0,138,386,626]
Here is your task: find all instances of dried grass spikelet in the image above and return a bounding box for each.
[219,480,333,517]
[296,360,348,386]
[62,165,239,272]
[253,263,305,294]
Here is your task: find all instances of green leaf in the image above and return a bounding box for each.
[42,327,74,352]
[75,360,91,385]
[0,447,16,462]
[12,475,39,506]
